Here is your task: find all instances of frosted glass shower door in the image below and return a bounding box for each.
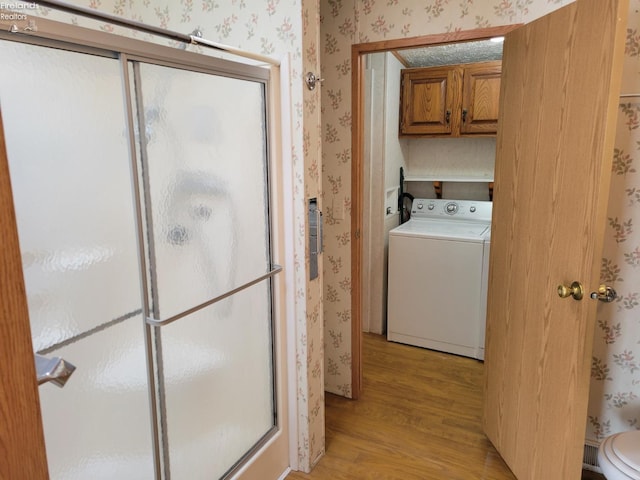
[133,61,282,479]
[0,23,288,480]
[0,41,155,478]
[132,63,277,478]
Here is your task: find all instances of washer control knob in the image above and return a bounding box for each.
[417,203,424,210]
[427,203,435,210]
[445,202,458,214]
[470,206,476,213]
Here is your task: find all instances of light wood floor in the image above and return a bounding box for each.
[286,333,517,480]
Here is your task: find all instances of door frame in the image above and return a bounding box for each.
[350,25,520,399]
[0,110,50,479]
[0,14,296,479]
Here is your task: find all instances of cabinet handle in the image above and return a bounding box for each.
[462,108,468,123]
[445,110,451,124]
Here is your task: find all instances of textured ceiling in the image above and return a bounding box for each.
[396,39,503,68]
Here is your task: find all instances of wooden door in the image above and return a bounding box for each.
[460,61,502,135]
[0,110,49,478]
[483,0,628,479]
[400,66,460,135]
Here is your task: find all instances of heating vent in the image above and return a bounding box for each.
[583,441,603,473]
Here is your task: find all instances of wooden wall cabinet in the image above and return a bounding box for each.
[400,61,502,137]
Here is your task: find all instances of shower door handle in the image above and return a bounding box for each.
[35,353,76,388]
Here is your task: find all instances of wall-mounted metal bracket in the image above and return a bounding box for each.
[305,72,324,91]
[590,284,617,303]
[308,198,323,280]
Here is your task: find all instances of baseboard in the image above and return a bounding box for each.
[277,467,291,480]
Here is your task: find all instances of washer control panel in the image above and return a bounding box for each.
[411,198,492,222]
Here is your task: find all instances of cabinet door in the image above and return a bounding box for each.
[400,67,460,135]
[460,61,502,134]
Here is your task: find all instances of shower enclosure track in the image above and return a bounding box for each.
[10,0,280,66]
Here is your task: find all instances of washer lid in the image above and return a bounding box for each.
[612,431,640,472]
[391,219,490,241]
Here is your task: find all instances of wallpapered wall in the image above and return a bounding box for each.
[20,0,324,472]
[320,0,640,444]
[11,0,639,472]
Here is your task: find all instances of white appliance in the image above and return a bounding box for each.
[387,198,492,360]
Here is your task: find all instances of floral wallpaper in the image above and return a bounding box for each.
[300,0,326,469]
[16,0,323,472]
[588,4,640,441]
[320,0,640,447]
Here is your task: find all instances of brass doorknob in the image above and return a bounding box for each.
[557,281,584,300]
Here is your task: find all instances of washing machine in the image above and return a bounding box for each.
[386,198,492,360]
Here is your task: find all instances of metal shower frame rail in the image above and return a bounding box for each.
[29,0,281,66]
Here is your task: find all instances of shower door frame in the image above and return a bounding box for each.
[0,13,293,480]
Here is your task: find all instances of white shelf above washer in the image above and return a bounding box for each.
[404,175,494,182]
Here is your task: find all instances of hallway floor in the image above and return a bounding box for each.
[286,333,515,479]
[286,333,605,480]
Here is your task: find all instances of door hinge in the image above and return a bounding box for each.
[355,229,361,239]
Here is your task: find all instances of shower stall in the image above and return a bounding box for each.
[0,13,289,480]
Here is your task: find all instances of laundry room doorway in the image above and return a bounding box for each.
[353,24,518,395]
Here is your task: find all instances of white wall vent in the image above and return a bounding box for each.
[583,441,603,474]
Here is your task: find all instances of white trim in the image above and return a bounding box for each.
[191,36,280,66]
[277,467,292,480]
[403,175,494,182]
[278,53,300,473]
